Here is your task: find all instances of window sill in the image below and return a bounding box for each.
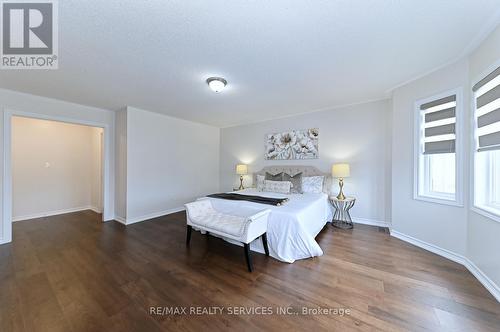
[471,205,500,223]
[413,194,463,207]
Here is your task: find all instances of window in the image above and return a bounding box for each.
[490,151,500,207]
[427,153,455,194]
[473,65,500,220]
[414,90,462,205]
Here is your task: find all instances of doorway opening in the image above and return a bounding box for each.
[11,116,104,223]
[1,109,112,245]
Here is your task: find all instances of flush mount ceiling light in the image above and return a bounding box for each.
[206,77,227,93]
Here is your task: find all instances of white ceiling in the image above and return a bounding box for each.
[1,0,500,127]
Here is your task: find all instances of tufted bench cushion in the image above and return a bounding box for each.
[184,199,271,272]
[189,211,250,238]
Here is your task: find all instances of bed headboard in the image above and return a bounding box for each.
[253,165,333,194]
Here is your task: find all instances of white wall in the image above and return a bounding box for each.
[0,88,116,244]
[391,59,470,255]
[124,107,220,223]
[220,100,392,224]
[90,126,104,212]
[467,24,500,288]
[114,109,128,221]
[12,117,102,220]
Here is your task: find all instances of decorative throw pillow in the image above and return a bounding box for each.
[283,172,303,194]
[256,174,265,191]
[265,172,284,181]
[301,176,324,194]
[263,180,292,194]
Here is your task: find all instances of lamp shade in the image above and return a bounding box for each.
[236,164,248,175]
[332,163,350,178]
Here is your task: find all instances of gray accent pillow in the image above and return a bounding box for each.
[284,172,303,194]
[265,172,284,181]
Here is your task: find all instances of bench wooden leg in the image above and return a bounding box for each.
[262,233,270,257]
[186,225,192,246]
[244,243,253,272]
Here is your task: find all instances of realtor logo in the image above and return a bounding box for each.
[1,0,58,69]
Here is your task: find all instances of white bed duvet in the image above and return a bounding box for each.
[205,188,333,263]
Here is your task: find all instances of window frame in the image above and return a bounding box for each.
[471,60,500,223]
[413,88,464,207]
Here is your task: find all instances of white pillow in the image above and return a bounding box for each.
[263,180,292,194]
[302,176,324,194]
[256,174,265,191]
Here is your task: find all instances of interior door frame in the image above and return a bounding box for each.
[1,109,112,244]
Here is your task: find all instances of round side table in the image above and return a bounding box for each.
[330,196,356,229]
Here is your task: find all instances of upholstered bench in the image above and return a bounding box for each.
[184,199,271,272]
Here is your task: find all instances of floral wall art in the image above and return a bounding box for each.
[265,128,319,160]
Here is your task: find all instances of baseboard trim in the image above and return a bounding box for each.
[390,230,466,265]
[114,216,127,225]
[116,207,185,225]
[463,259,500,303]
[352,217,390,228]
[12,206,100,222]
[390,229,500,303]
[89,206,102,214]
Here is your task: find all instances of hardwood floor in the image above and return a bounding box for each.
[1,210,499,331]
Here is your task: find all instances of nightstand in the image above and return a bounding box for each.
[329,196,356,229]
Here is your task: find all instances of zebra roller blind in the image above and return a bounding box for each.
[473,66,500,152]
[420,94,457,154]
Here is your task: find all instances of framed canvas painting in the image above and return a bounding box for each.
[265,128,319,160]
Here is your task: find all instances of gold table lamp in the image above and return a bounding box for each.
[332,163,350,200]
[236,164,248,190]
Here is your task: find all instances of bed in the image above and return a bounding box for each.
[205,166,333,263]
